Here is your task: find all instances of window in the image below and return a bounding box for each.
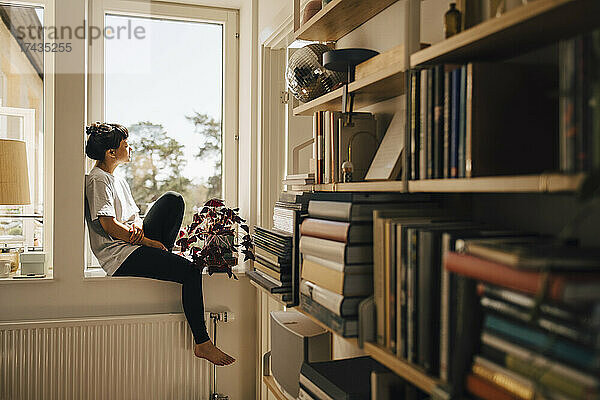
[86,1,238,271]
[0,2,53,273]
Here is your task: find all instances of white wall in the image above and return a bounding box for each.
[0,0,259,398]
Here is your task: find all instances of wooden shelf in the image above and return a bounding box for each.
[250,279,290,307]
[293,60,406,116]
[295,307,440,394]
[363,342,441,394]
[294,0,399,42]
[408,173,585,193]
[296,307,360,349]
[263,376,289,400]
[292,180,407,192]
[411,0,600,66]
[291,173,585,193]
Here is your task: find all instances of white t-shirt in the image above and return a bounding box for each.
[84,166,141,276]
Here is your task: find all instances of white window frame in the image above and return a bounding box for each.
[0,0,55,275]
[86,0,239,270]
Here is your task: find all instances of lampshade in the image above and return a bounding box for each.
[0,139,31,205]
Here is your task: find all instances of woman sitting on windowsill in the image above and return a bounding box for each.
[84,122,234,366]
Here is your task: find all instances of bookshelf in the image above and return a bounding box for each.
[408,173,586,193]
[260,0,600,399]
[410,0,600,66]
[293,60,406,116]
[293,0,399,42]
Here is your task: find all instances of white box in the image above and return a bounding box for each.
[20,252,46,275]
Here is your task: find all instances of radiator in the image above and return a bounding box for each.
[0,313,212,400]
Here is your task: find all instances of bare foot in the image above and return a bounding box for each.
[194,340,236,366]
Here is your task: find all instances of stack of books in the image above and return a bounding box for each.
[249,226,293,301]
[445,239,600,400]
[273,190,310,234]
[299,193,430,337]
[300,356,421,400]
[249,190,310,305]
[282,173,314,189]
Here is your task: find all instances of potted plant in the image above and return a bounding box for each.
[176,199,254,279]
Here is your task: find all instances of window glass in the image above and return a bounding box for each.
[0,4,45,250]
[104,14,223,225]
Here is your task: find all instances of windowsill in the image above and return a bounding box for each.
[83,266,248,280]
[0,269,54,284]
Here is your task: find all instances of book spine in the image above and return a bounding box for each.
[418,231,433,372]
[410,71,420,180]
[316,111,324,184]
[395,224,404,360]
[374,212,386,347]
[399,227,409,359]
[388,222,397,353]
[300,218,350,243]
[472,360,534,400]
[406,228,418,363]
[332,112,341,183]
[434,65,444,179]
[576,36,588,172]
[559,39,576,173]
[300,294,357,337]
[479,283,599,329]
[324,111,331,184]
[443,69,451,179]
[481,344,598,400]
[439,234,451,381]
[484,314,599,372]
[307,200,352,221]
[458,65,467,178]
[255,261,290,282]
[449,276,482,396]
[481,296,600,349]
[299,236,346,264]
[301,280,345,316]
[313,112,318,177]
[420,69,428,180]
[445,252,542,298]
[427,68,434,179]
[450,68,460,178]
[466,373,515,400]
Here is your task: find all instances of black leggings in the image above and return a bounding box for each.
[113,191,210,344]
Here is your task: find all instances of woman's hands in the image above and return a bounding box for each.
[127,223,168,251]
[142,237,168,251]
[129,225,145,244]
[99,217,167,251]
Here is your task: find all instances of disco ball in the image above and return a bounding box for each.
[286,44,346,103]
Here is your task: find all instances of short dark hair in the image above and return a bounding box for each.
[85,122,129,161]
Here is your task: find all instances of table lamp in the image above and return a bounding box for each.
[0,139,30,205]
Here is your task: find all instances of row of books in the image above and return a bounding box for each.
[559,29,600,173]
[300,356,427,400]
[298,193,426,337]
[406,61,555,180]
[373,211,600,396]
[311,111,378,184]
[446,240,600,400]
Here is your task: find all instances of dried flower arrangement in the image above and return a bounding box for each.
[176,199,254,279]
